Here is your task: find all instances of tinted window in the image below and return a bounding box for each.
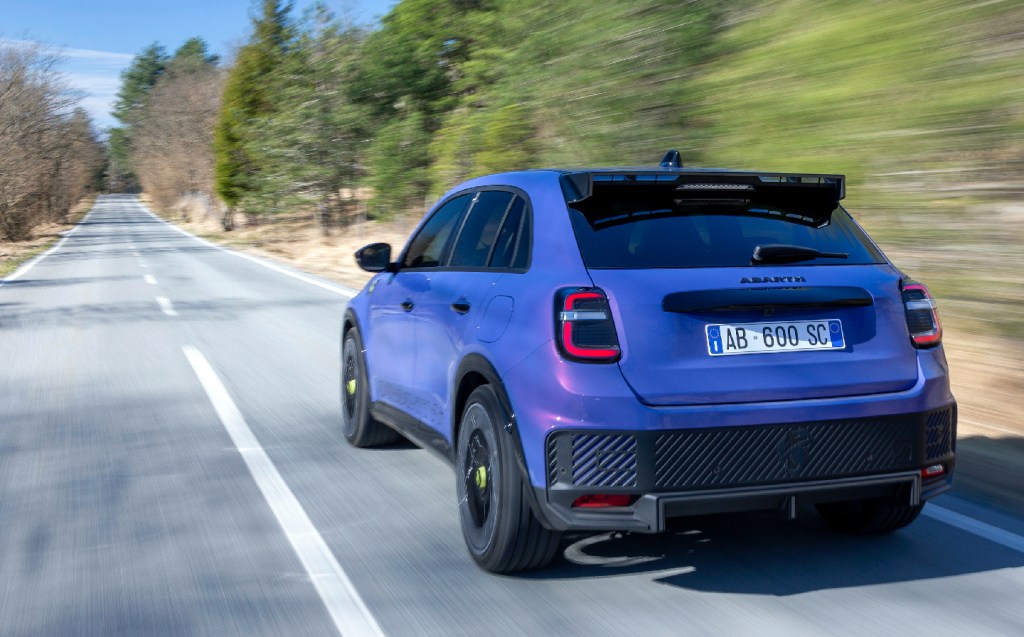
[450,190,514,268]
[402,194,472,268]
[511,203,530,269]
[488,196,526,269]
[568,191,883,269]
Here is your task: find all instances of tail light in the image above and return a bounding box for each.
[901,280,942,348]
[556,288,621,362]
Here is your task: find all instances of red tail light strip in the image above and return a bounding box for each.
[902,281,942,348]
[557,289,621,362]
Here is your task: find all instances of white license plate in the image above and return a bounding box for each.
[706,319,845,356]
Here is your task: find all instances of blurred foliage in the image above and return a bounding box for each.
[682,0,1023,336]
[172,0,1024,333]
[213,0,295,223]
[242,5,372,232]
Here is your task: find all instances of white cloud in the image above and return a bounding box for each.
[58,46,134,64]
[2,38,133,130]
[0,38,133,65]
[64,73,122,94]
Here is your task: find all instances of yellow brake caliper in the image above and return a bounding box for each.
[474,465,488,490]
[346,379,357,396]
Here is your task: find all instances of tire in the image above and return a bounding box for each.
[455,385,561,573]
[816,497,924,535]
[341,328,399,448]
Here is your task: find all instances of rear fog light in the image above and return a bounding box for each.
[572,494,633,508]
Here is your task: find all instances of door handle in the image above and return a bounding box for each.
[401,300,414,312]
[451,299,471,314]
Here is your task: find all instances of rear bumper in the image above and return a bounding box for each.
[534,471,947,533]
[531,406,955,533]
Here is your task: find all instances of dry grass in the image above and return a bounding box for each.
[0,197,95,278]
[157,200,416,291]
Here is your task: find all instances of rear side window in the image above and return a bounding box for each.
[568,189,884,269]
[489,196,528,269]
[450,190,514,267]
[402,194,472,268]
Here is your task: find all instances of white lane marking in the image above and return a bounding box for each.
[139,262,148,268]
[926,505,1024,554]
[156,296,177,316]
[0,207,95,288]
[182,346,384,637]
[132,200,356,298]
[144,275,157,285]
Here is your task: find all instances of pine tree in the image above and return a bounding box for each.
[242,5,370,233]
[109,43,169,190]
[213,0,295,228]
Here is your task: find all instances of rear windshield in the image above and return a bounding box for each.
[568,191,884,269]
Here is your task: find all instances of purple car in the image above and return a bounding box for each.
[341,151,956,573]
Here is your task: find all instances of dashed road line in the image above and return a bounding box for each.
[182,345,384,637]
[144,275,157,285]
[132,200,357,298]
[156,296,177,317]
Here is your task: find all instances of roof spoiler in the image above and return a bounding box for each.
[560,170,845,206]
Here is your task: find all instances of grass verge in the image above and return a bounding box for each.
[0,196,96,279]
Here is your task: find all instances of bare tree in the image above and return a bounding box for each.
[0,41,103,240]
[132,53,222,219]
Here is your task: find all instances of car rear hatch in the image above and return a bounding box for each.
[563,170,919,406]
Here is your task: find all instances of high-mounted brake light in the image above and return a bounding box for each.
[556,288,621,362]
[901,281,942,348]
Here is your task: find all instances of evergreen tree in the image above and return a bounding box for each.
[243,4,370,232]
[112,43,168,126]
[213,0,295,227]
[167,38,220,77]
[109,43,169,189]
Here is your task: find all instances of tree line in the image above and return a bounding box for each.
[112,0,727,233]
[0,42,104,241]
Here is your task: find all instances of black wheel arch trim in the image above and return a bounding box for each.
[452,354,558,531]
[342,308,362,341]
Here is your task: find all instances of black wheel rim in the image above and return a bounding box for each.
[342,345,358,421]
[464,429,492,528]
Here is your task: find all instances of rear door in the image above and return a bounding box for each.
[567,177,919,406]
[413,189,530,435]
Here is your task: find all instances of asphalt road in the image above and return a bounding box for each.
[1,195,1022,636]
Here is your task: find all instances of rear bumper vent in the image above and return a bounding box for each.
[547,433,638,488]
[925,406,956,462]
[545,407,955,493]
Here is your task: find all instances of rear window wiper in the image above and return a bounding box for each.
[752,243,849,264]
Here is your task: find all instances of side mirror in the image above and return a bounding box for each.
[355,242,394,273]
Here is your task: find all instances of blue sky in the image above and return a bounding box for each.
[0,0,397,131]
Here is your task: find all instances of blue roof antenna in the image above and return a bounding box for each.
[660,150,682,168]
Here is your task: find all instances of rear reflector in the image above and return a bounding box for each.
[572,494,633,508]
[922,464,946,478]
[901,281,942,347]
[557,288,621,362]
